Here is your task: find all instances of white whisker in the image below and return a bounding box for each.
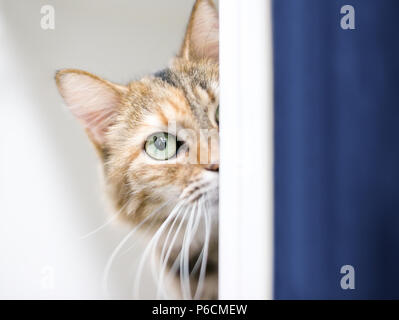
[194,195,211,300]
[190,197,206,277]
[134,199,188,299]
[156,203,191,298]
[80,201,129,240]
[180,202,196,299]
[101,199,171,298]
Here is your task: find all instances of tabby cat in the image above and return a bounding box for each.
[55,0,219,299]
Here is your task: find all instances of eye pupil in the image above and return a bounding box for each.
[154,135,167,151]
[145,132,177,160]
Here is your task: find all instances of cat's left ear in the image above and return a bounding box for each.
[180,0,219,62]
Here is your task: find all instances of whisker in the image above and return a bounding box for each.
[189,197,206,277]
[194,195,211,300]
[160,195,208,300]
[156,203,191,299]
[101,199,172,298]
[157,206,185,277]
[80,201,129,240]
[181,196,206,299]
[119,209,160,256]
[151,203,190,293]
[134,199,187,299]
[180,202,196,299]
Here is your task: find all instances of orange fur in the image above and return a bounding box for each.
[55,0,219,299]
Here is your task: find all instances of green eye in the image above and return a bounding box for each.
[145,132,177,160]
[215,105,219,124]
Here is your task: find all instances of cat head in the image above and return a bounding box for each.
[55,0,219,239]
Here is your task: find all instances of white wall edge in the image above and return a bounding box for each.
[219,0,274,300]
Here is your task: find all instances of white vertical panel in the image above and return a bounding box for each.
[219,0,274,299]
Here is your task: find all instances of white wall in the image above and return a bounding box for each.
[0,0,195,299]
[219,0,274,299]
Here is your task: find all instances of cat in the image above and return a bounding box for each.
[55,0,219,299]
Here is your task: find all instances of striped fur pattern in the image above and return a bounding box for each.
[55,0,219,299]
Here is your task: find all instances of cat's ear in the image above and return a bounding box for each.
[180,0,219,62]
[55,69,127,148]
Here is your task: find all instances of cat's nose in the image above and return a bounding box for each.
[205,164,219,172]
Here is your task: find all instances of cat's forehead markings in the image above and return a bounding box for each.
[160,90,200,130]
[151,66,218,129]
[153,68,177,88]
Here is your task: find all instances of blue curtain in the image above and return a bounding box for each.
[273,0,399,299]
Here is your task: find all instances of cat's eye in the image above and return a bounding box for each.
[215,105,219,124]
[145,132,177,160]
